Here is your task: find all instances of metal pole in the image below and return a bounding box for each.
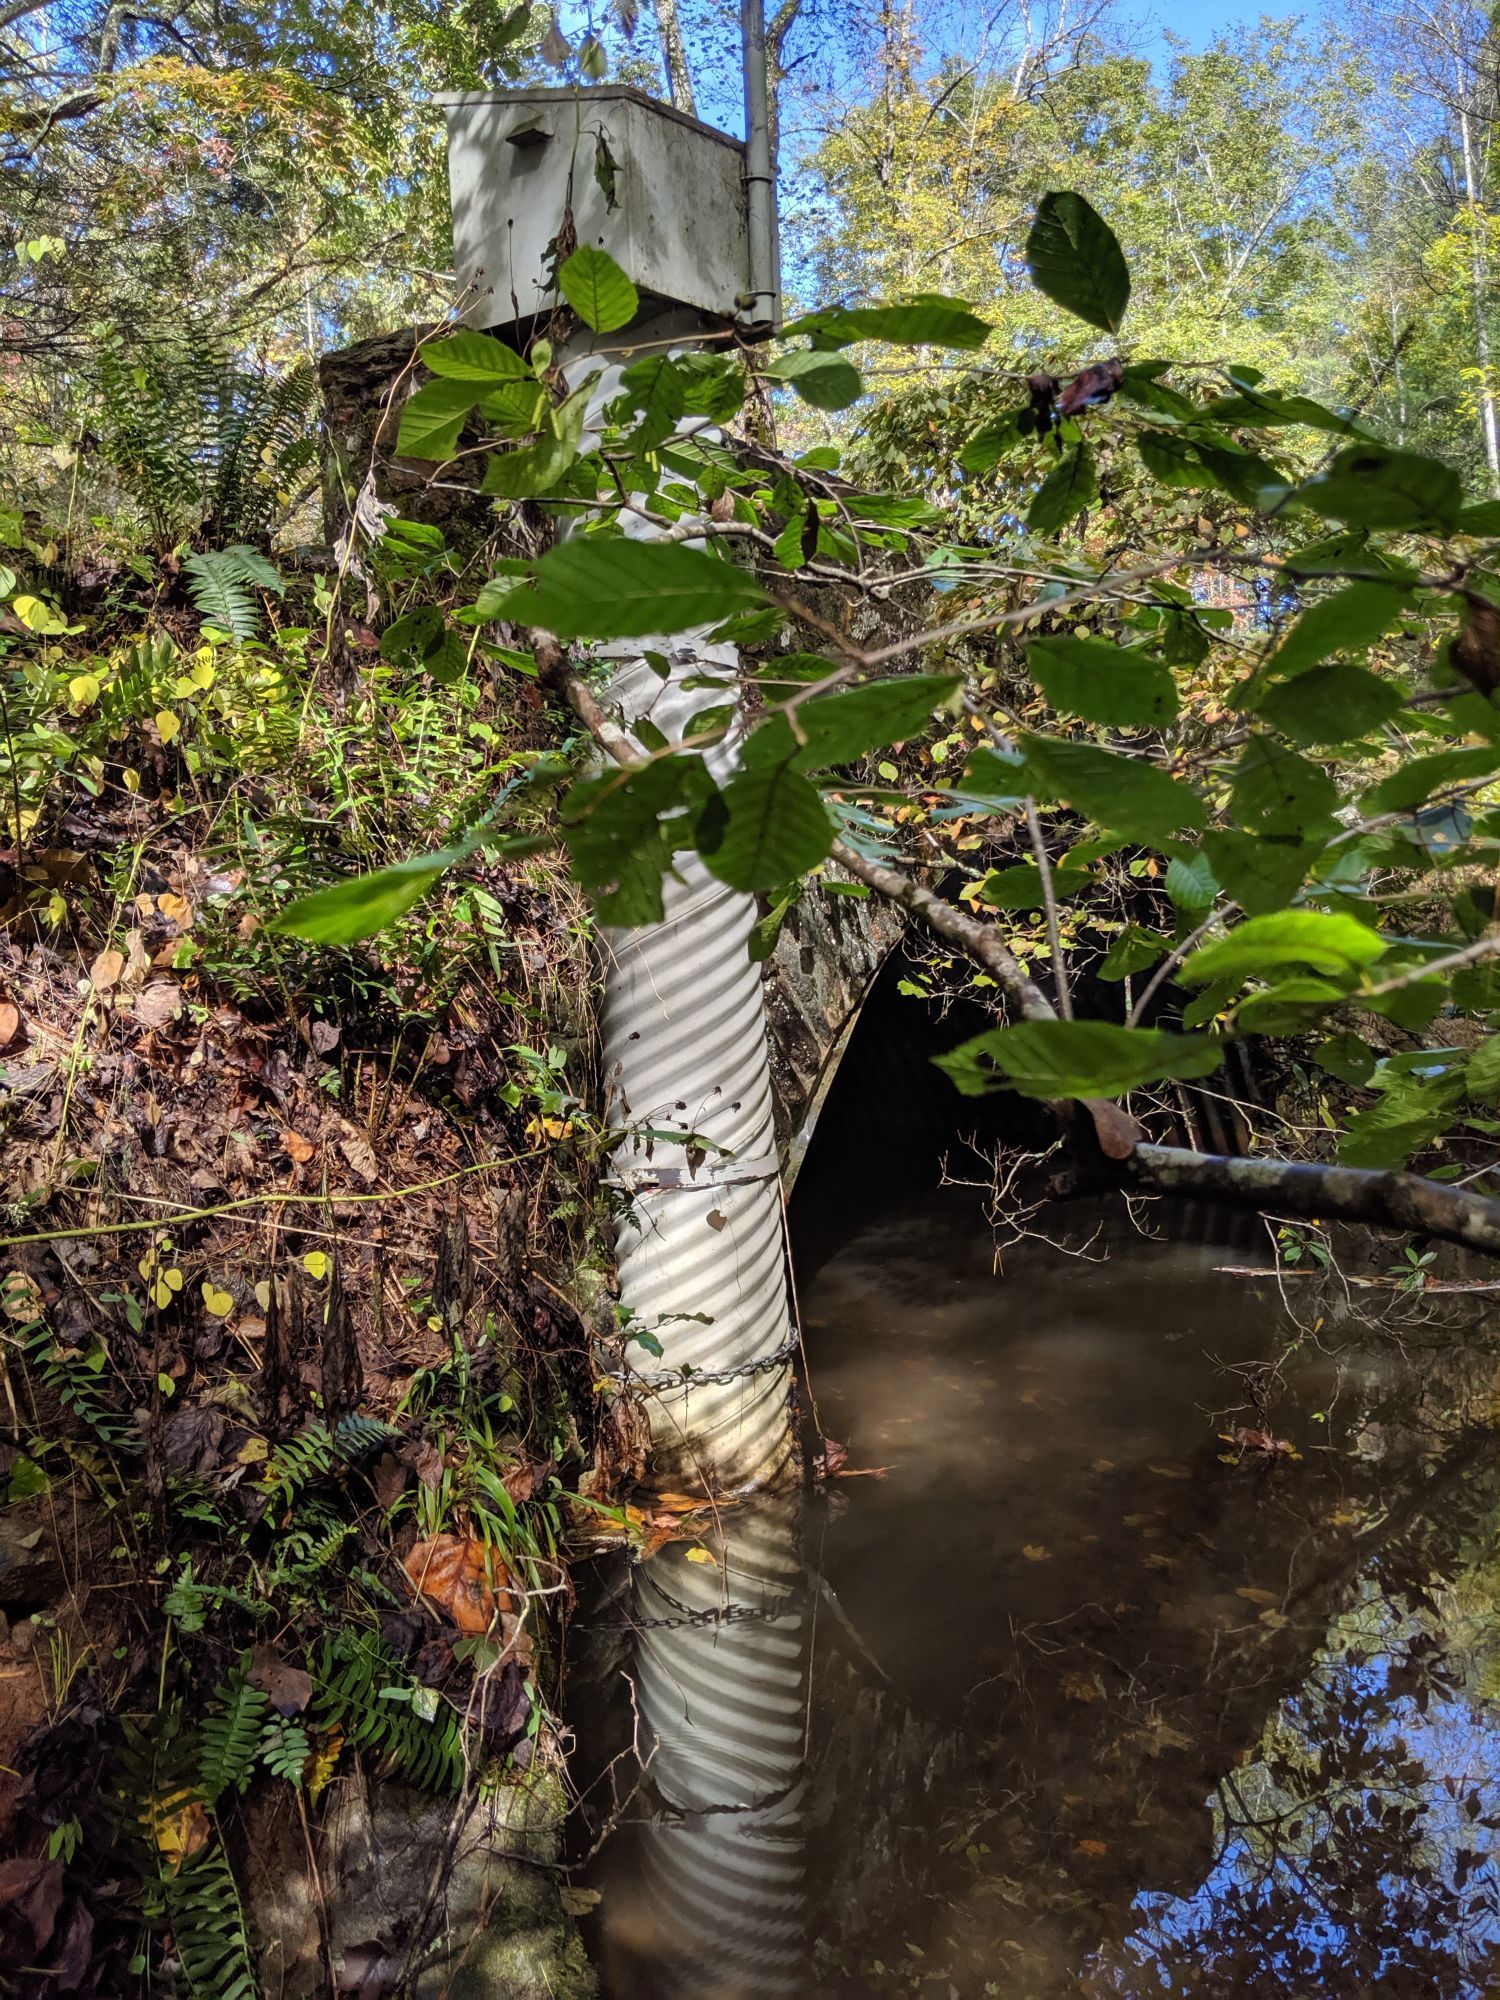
[741,0,781,334]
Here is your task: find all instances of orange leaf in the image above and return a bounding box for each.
[283,1131,317,1163]
[402,1534,513,1634]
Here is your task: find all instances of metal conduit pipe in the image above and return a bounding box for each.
[610,1498,810,1998]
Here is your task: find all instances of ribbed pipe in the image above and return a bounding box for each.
[597,627,795,1491]
[615,1498,809,1998]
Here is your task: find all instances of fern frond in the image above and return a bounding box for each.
[317,1630,465,1792]
[4,1272,141,1455]
[165,1842,257,2000]
[263,1420,336,1506]
[181,546,282,641]
[199,1669,271,1806]
[258,1716,310,1788]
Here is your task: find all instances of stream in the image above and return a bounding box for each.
[568,1186,1500,1998]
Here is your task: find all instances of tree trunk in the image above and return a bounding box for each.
[653,0,697,117]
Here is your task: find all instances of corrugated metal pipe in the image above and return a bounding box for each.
[559,340,794,1494]
[608,1498,810,1997]
[596,620,796,1492]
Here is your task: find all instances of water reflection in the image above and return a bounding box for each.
[573,1189,1500,1997]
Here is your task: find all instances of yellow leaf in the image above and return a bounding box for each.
[302,1251,329,1280]
[1236,1587,1280,1608]
[149,1790,209,1868]
[1021,1544,1051,1562]
[163,1267,183,1293]
[45,892,67,925]
[156,892,192,925]
[190,659,215,690]
[254,1280,273,1311]
[236,1435,269,1464]
[155,710,180,743]
[685,1546,715,1564]
[306,1726,343,1804]
[201,1281,234,1317]
[68,673,100,708]
[122,767,140,794]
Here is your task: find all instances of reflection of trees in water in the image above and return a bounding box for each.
[1090,1466,1500,1999]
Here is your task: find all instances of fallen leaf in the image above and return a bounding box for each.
[559,1886,602,1917]
[133,982,182,1029]
[88,948,125,990]
[309,1018,340,1054]
[0,1002,20,1048]
[301,1251,329,1280]
[284,1131,317,1164]
[337,1131,379,1183]
[156,892,192,926]
[1022,1544,1051,1562]
[201,1281,234,1317]
[248,1640,314,1716]
[150,1791,209,1867]
[305,1725,343,1803]
[1060,1670,1102,1703]
[1236,1586,1280,1608]
[1075,1839,1109,1858]
[685,1547,715,1565]
[403,1535,513,1634]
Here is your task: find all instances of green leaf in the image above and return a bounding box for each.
[957,411,1029,471]
[1165,849,1217,915]
[1100,925,1170,979]
[1233,975,1348,1033]
[395,379,477,462]
[936,1020,1218,1100]
[617,356,686,449]
[976,862,1093,909]
[1230,735,1339,836]
[274,851,461,944]
[1338,1087,1454,1170]
[1255,582,1407,685]
[791,674,959,768]
[493,538,766,638]
[558,244,638,332]
[1201,830,1321,915]
[1202,388,1362,435]
[1466,1036,1500,1102]
[699,758,834,892]
[1117,369,1199,423]
[765,349,863,411]
[1028,442,1097,536]
[1293,445,1463,534]
[1312,1031,1376,1087]
[480,384,590,499]
[1180,909,1390,985]
[1027,636,1179,728]
[1136,430,1206,487]
[1253,665,1407,745]
[419,329,528,384]
[782,300,991,349]
[563,758,712,924]
[1025,191,1130,335]
[1361,745,1498,815]
[1019,731,1206,843]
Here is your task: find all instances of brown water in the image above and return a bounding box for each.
[569,1189,1500,1999]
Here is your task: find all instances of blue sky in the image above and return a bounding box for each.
[1138,0,1327,53]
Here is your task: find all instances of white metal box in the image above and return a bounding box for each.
[439,87,755,334]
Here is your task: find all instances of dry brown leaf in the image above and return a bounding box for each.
[283,1130,317,1163]
[247,1640,313,1716]
[157,891,192,926]
[1236,1586,1280,1608]
[88,948,125,990]
[133,983,182,1029]
[1075,1839,1109,1858]
[337,1131,378,1183]
[0,1002,19,1049]
[1021,1543,1051,1562]
[402,1534,513,1634]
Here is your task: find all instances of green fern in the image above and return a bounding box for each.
[164,1842,257,2000]
[263,1420,337,1506]
[4,1272,141,1455]
[181,545,283,641]
[318,1630,464,1792]
[199,1670,271,1806]
[258,1716,310,1788]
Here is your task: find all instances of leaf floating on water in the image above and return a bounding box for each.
[1075,1839,1110,1858]
[1021,1544,1051,1562]
[1236,1586,1281,1607]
